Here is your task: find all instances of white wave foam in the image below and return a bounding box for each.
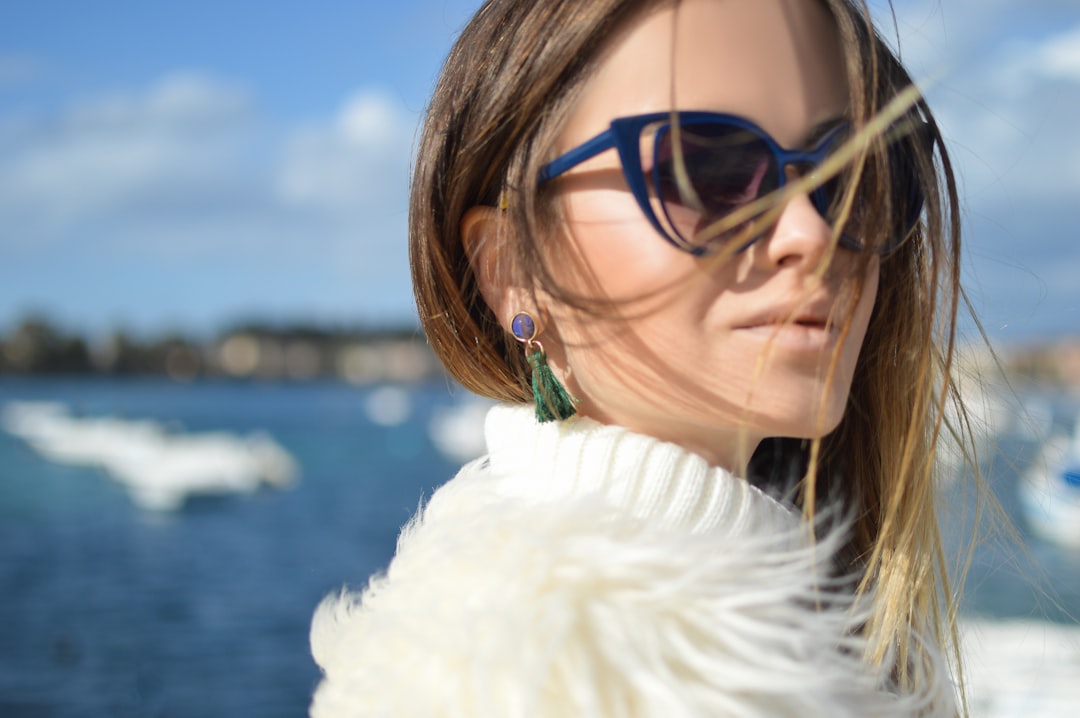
[1,400,298,511]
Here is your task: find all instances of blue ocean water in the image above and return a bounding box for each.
[0,377,1077,717]
[0,378,462,718]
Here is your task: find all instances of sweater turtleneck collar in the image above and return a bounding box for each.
[482,404,800,537]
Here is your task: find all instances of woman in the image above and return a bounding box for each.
[311,0,974,714]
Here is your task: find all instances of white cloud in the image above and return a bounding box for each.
[0,73,256,237]
[983,23,1080,97]
[0,74,421,328]
[338,92,409,146]
[276,90,415,212]
[65,73,251,130]
[1037,24,1080,81]
[0,76,417,249]
[887,5,1080,201]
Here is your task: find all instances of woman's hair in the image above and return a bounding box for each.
[410,0,977,705]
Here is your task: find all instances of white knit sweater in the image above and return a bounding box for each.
[310,404,954,717]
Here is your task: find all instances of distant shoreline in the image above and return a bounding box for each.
[0,315,441,384]
[4,314,1080,390]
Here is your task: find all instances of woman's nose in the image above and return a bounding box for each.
[751,186,834,271]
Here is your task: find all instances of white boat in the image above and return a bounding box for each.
[0,400,298,512]
[427,396,493,464]
[1019,418,1080,549]
[363,385,412,427]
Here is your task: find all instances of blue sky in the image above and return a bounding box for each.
[1,0,1078,344]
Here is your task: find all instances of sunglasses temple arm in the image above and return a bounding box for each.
[538,130,619,184]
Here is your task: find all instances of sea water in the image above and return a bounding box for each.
[0,377,1076,717]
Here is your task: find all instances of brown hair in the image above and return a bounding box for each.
[410,0,657,401]
[410,0,977,708]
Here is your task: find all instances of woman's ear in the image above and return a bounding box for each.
[461,205,529,325]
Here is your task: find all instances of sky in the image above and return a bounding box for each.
[0,0,1078,344]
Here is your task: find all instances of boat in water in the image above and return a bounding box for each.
[1019,417,1080,549]
[427,396,493,464]
[1,400,298,511]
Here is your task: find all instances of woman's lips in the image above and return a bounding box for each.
[736,317,839,351]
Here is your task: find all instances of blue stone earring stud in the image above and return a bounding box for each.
[510,312,576,423]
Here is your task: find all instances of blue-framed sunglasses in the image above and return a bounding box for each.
[537,110,925,255]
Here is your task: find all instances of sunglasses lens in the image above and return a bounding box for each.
[642,116,929,254]
[650,123,778,250]
[818,123,928,253]
[891,130,927,246]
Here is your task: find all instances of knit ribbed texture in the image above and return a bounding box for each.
[483,403,799,538]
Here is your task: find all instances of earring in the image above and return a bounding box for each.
[511,312,577,423]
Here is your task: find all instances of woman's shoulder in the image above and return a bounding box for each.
[309,461,951,717]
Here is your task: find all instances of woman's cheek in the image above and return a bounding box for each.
[560,191,701,301]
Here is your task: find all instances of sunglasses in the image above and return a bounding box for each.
[537,110,926,255]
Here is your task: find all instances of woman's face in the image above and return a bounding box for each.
[543,0,879,470]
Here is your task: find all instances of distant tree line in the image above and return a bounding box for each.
[0,315,440,383]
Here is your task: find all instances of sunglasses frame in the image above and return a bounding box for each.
[538,110,922,256]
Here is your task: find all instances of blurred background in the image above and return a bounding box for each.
[1,0,1078,716]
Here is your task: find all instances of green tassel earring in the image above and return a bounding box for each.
[511,312,577,423]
